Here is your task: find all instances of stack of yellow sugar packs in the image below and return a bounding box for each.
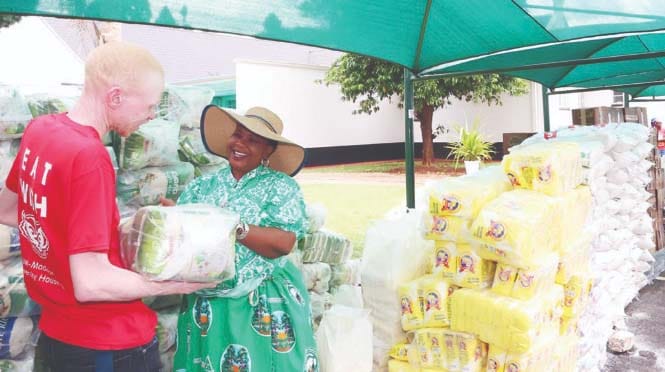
[431,242,496,290]
[425,166,511,241]
[450,287,563,353]
[470,189,560,269]
[502,141,583,196]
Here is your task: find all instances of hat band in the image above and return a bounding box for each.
[246,114,278,134]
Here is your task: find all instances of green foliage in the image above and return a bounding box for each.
[0,15,21,28]
[322,54,528,116]
[446,121,494,164]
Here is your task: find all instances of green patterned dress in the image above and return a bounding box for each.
[173,165,319,372]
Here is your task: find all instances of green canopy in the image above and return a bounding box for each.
[3,0,665,75]
[622,83,665,98]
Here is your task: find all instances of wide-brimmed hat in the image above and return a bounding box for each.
[200,105,306,176]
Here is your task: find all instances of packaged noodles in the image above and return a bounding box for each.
[456,245,495,289]
[120,204,238,282]
[432,241,457,281]
[398,279,423,331]
[424,214,471,242]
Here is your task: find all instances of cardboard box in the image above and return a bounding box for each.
[623,107,648,125]
[502,132,536,155]
[572,107,624,125]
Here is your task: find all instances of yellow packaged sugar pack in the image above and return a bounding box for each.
[419,276,452,328]
[502,141,583,196]
[399,280,424,331]
[503,328,558,372]
[491,263,517,296]
[424,214,470,242]
[429,165,511,219]
[471,190,559,269]
[450,288,563,353]
[415,329,435,368]
[456,245,496,289]
[556,234,591,285]
[562,275,592,319]
[555,186,592,250]
[432,241,458,281]
[487,345,508,372]
[511,254,558,301]
[388,359,420,372]
[457,332,488,372]
[443,329,461,371]
[389,342,411,361]
[428,328,447,369]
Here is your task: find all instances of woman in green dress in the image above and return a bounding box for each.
[170,105,318,372]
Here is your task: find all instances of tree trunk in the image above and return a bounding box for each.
[419,104,435,166]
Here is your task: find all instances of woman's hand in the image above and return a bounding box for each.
[159,197,176,206]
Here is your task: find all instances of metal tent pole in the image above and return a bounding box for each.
[542,86,551,132]
[404,69,415,209]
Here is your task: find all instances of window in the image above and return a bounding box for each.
[612,91,625,107]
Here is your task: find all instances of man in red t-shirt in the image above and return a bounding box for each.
[0,42,214,372]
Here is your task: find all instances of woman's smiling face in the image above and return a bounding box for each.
[227,124,275,179]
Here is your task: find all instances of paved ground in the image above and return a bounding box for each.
[605,277,665,372]
[297,171,665,372]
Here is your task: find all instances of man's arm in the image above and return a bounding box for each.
[0,188,18,228]
[70,252,217,302]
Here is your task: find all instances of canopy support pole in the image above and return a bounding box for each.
[624,93,630,108]
[542,86,551,132]
[404,68,416,209]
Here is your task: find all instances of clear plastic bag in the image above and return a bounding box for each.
[0,316,36,359]
[116,162,195,207]
[178,128,226,167]
[0,226,21,262]
[0,86,31,139]
[115,119,181,170]
[158,85,214,128]
[24,94,72,118]
[156,309,178,353]
[120,204,238,282]
[305,203,327,233]
[316,305,373,372]
[0,258,40,318]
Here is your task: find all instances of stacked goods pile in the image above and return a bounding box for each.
[157,85,227,177]
[646,127,665,256]
[0,86,32,139]
[290,203,359,330]
[361,212,433,371]
[515,124,655,371]
[383,141,597,372]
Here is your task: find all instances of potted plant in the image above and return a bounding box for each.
[446,121,494,174]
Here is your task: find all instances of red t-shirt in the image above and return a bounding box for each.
[5,113,156,350]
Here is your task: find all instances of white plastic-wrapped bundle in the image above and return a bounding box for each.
[298,229,352,265]
[502,141,583,196]
[0,86,31,139]
[24,94,72,118]
[115,118,181,170]
[158,85,214,128]
[156,309,178,353]
[329,259,362,289]
[309,291,333,326]
[0,317,34,359]
[316,305,373,372]
[301,262,332,294]
[428,165,511,219]
[0,356,33,372]
[361,211,433,371]
[0,139,20,188]
[120,204,238,282]
[305,203,327,233]
[116,162,196,207]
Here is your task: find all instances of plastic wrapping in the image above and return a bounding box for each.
[158,85,214,128]
[0,356,33,372]
[0,258,40,318]
[0,140,21,189]
[305,203,327,233]
[24,94,72,118]
[455,244,495,289]
[428,165,511,219]
[143,294,183,311]
[431,241,457,281]
[0,317,35,360]
[399,275,452,331]
[115,118,181,170]
[502,141,583,196]
[309,291,333,326]
[116,162,195,207]
[120,204,238,282]
[315,305,373,372]
[470,190,559,269]
[301,262,332,294]
[450,288,563,353]
[178,128,226,167]
[423,214,471,242]
[298,230,352,265]
[0,86,31,139]
[0,226,20,262]
[329,259,362,289]
[105,146,118,173]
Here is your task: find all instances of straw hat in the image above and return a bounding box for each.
[200,105,306,176]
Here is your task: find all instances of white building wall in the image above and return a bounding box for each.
[235,60,405,148]
[236,60,539,148]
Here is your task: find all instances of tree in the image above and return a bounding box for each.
[322,54,528,165]
[0,15,21,28]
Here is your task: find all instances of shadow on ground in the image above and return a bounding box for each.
[604,278,665,372]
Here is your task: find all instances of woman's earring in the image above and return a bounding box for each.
[261,158,270,167]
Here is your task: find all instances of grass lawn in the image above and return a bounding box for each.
[301,159,466,175]
[299,183,405,258]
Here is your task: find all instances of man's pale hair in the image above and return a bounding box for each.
[84,41,164,92]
